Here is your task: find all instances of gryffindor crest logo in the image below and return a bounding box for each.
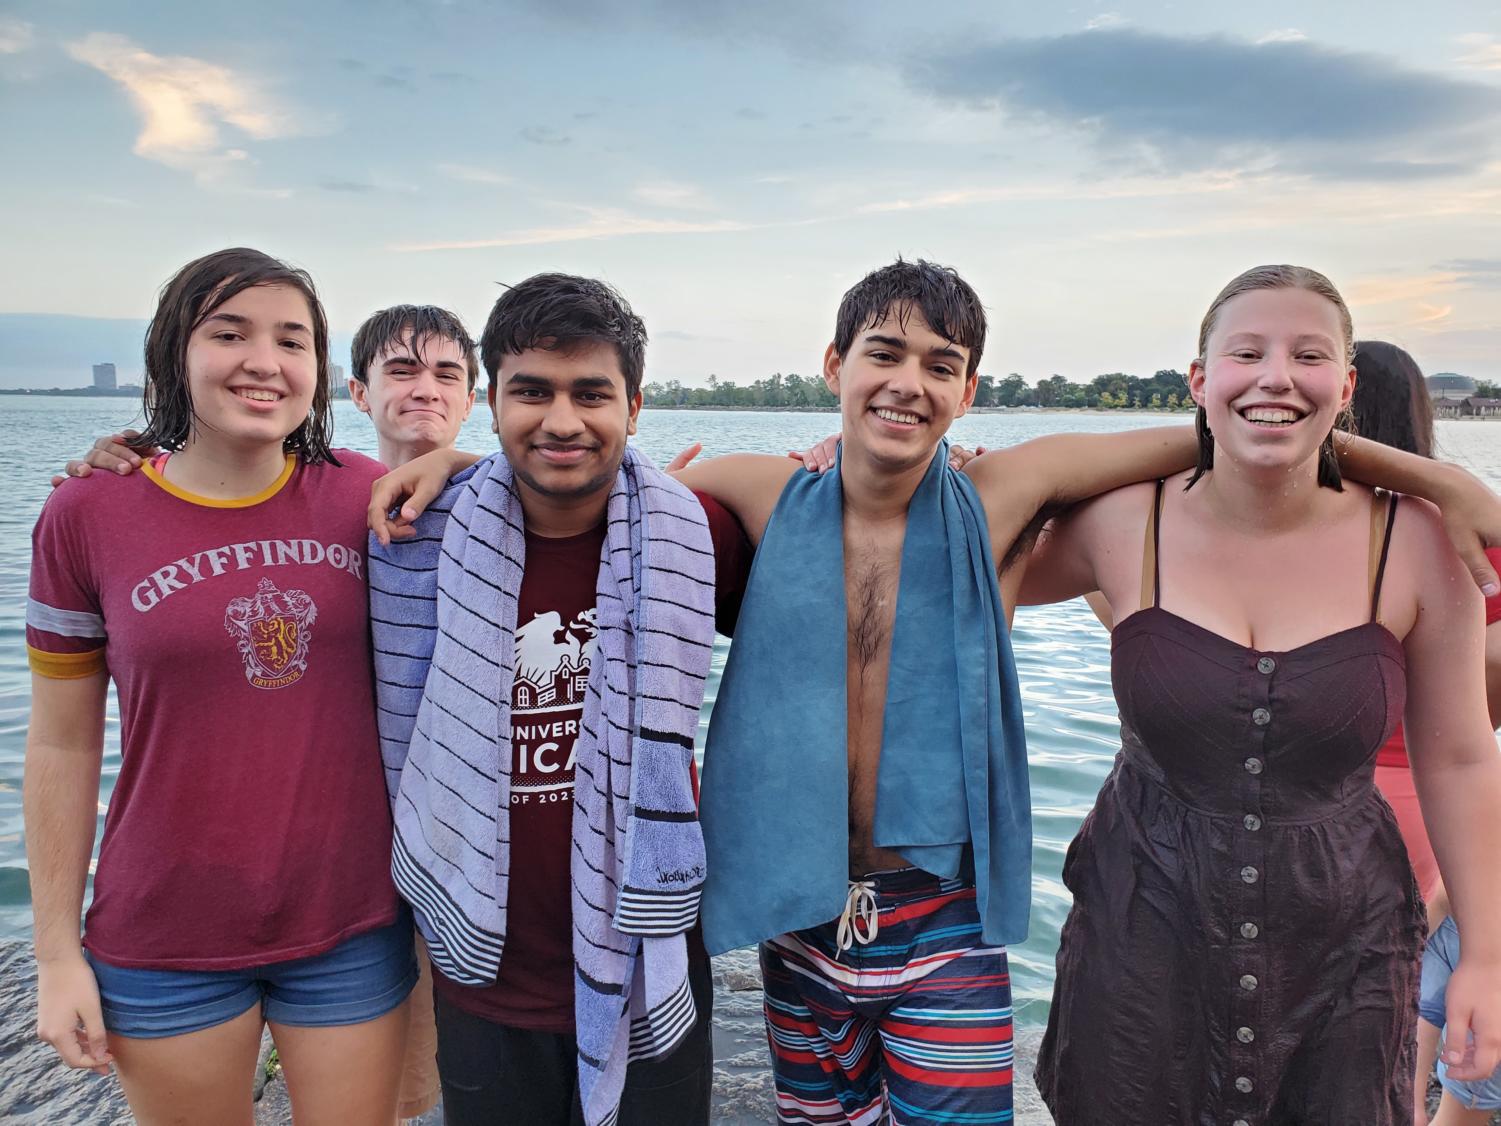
[224,578,318,690]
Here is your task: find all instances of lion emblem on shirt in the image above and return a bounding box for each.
[224,578,318,690]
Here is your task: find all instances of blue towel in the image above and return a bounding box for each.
[370,447,715,1126]
[699,441,1032,953]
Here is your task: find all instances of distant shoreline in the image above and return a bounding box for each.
[7,390,1494,421]
[0,386,353,400]
[641,404,1198,415]
[0,387,143,397]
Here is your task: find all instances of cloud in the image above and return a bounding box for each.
[657,329,728,343]
[65,32,305,183]
[1256,29,1307,44]
[1435,259,1501,287]
[906,29,1501,181]
[1455,33,1501,71]
[520,125,571,146]
[0,18,34,53]
[320,179,379,193]
[735,106,765,120]
[632,180,714,210]
[1084,13,1127,30]
[853,169,1242,215]
[438,162,513,185]
[391,206,751,251]
[505,0,851,60]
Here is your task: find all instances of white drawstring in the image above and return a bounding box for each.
[835,880,879,958]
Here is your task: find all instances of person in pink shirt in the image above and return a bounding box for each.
[26,248,413,1125]
[1352,340,1501,1126]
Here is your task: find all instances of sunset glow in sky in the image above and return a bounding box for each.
[2,1,1498,386]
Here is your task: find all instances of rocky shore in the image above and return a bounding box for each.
[5,935,1457,1125]
[0,938,1062,1125]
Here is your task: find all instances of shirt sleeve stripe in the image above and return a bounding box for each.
[26,598,106,639]
[28,645,107,679]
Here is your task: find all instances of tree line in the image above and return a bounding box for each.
[641,369,1196,410]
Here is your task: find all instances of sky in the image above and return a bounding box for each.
[1,0,1499,387]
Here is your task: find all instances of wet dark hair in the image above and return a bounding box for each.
[1186,264,1352,492]
[1351,340,1433,459]
[351,304,479,391]
[137,247,336,464]
[480,273,647,399]
[832,258,987,377]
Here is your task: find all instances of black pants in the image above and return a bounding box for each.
[434,951,714,1126]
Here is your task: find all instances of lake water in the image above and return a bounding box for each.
[1,398,1498,1027]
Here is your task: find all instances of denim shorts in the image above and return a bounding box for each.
[86,919,418,1039]
[1419,914,1501,1110]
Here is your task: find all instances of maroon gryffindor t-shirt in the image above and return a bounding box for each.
[26,452,399,969]
[433,491,749,1031]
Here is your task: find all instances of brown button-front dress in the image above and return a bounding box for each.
[1035,484,1426,1125]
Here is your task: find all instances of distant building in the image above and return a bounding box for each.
[1464,397,1501,418]
[1427,372,1475,401]
[1434,395,1501,419]
[328,363,349,400]
[92,363,117,391]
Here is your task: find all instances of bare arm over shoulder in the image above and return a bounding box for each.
[672,453,800,546]
[1334,433,1501,595]
[963,426,1196,571]
[369,447,483,545]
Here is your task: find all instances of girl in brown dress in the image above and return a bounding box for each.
[1022,265,1501,1125]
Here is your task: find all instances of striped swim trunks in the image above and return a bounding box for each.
[760,867,1014,1125]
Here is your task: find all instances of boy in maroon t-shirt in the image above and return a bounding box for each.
[371,274,750,1126]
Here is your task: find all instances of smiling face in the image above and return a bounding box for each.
[824,302,978,472]
[351,331,476,458]
[489,341,641,512]
[182,284,318,453]
[1189,286,1356,476]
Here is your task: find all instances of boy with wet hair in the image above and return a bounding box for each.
[348,304,480,470]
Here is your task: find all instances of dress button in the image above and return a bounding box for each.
[1240,865,1259,884]
[1237,1026,1255,1043]
[1251,707,1271,726]
[1240,974,1258,991]
[1235,1076,1254,1093]
[1240,922,1259,939]
[1244,758,1263,776]
[1243,813,1262,831]
[1257,656,1276,675]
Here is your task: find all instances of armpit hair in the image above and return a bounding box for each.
[1000,501,1072,576]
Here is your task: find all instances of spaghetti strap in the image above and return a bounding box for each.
[1368,492,1400,623]
[1139,479,1166,611]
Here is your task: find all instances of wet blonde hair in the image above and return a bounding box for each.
[1196,264,1355,367]
[1187,264,1354,491]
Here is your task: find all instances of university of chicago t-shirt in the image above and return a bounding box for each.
[26,451,400,969]
[432,491,750,1031]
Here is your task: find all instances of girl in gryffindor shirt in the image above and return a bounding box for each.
[25,248,413,1125]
